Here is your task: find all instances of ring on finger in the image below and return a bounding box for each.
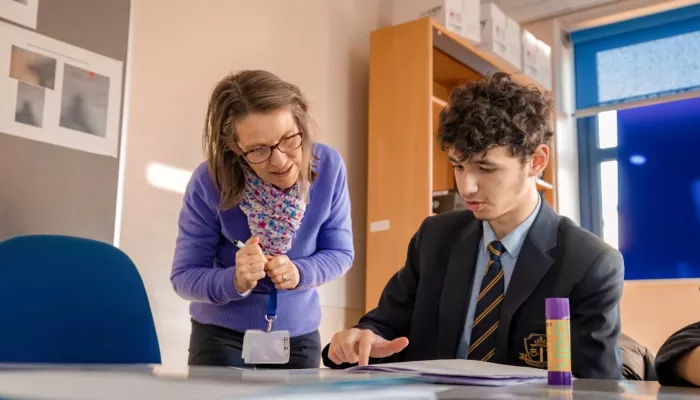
[282,274,288,282]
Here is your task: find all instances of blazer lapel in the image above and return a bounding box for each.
[495,200,558,363]
[437,217,482,359]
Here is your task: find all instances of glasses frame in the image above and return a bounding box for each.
[241,132,304,164]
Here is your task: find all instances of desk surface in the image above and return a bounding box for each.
[0,364,698,399]
[439,380,700,399]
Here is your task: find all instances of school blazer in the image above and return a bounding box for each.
[323,200,625,379]
[656,321,700,386]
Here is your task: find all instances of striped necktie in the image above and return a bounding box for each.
[467,240,506,362]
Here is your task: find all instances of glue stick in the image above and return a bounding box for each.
[545,298,572,386]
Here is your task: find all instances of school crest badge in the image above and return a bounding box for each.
[518,333,547,368]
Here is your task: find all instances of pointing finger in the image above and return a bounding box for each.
[358,330,374,366]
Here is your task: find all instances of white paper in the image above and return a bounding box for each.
[0,20,123,157]
[349,358,548,379]
[0,0,38,29]
[242,386,441,400]
[0,370,269,400]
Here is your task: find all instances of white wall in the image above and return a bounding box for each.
[118,0,387,368]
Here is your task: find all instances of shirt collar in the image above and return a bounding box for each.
[482,195,541,258]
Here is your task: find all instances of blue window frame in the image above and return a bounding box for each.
[577,115,617,240]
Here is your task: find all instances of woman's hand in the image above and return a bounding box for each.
[234,237,267,294]
[266,255,300,290]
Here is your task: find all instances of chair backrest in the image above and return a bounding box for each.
[0,235,161,364]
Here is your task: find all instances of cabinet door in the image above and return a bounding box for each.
[365,18,432,312]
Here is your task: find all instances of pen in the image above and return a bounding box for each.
[234,238,273,260]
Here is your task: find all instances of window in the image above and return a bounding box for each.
[578,97,700,280]
[596,110,617,149]
[595,30,700,105]
[577,114,618,248]
[574,4,700,280]
[597,111,619,249]
[599,160,618,249]
[570,3,700,112]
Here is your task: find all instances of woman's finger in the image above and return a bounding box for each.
[242,240,264,256]
[239,255,266,269]
[242,262,265,275]
[275,279,296,290]
[268,264,290,279]
[245,271,266,281]
[266,255,290,272]
[272,270,291,285]
[275,266,299,289]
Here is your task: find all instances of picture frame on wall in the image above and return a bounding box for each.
[0,20,123,158]
[0,0,39,30]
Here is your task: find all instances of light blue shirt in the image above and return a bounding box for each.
[456,196,542,358]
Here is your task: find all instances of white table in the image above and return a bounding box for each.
[0,363,698,399]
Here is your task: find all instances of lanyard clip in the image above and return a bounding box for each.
[265,287,278,332]
[265,315,276,332]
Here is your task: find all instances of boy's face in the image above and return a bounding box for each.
[449,145,548,222]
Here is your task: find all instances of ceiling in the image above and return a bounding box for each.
[491,0,625,23]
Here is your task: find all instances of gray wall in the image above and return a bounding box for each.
[0,0,131,243]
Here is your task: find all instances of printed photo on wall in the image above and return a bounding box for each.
[0,20,123,157]
[15,81,44,127]
[10,45,56,89]
[8,45,56,129]
[0,0,38,29]
[60,64,110,137]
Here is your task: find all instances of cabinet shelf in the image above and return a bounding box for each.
[537,178,554,190]
[432,95,448,109]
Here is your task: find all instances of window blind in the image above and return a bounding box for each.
[570,4,700,112]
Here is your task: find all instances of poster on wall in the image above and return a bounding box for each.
[0,0,38,29]
[0,20,123,157]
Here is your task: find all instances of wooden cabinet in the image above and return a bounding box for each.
[365,17,558,312]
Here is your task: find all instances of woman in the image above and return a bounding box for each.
[171,70,354,369]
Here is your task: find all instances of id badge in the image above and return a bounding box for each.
[242,330,290,364]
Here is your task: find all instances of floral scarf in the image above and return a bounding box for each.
[239,169,306,256]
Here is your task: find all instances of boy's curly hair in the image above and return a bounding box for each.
[437,72,553,162]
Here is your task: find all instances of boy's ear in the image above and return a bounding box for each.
[529,144,549,177]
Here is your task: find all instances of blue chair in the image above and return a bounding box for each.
[0,235,161,364]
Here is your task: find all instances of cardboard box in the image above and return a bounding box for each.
[392,0,481,44]
[521,30,552,90]
[479,2,521,72]
[536,40,552,91]
[522,30,539,79]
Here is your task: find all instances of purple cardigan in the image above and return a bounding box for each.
[170,143,354,336]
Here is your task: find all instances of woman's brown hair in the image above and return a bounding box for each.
[203,70,317,209]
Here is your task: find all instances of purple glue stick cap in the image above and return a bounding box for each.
[546,298,570,320]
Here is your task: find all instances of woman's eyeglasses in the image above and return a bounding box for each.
[241,132,304,164]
